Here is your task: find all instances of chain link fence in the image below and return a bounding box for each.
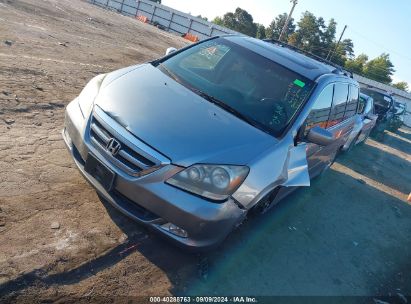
[89,0,241,40]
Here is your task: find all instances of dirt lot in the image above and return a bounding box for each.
[0,0,411,302]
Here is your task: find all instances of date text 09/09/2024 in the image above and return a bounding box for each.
[149,296,258,303]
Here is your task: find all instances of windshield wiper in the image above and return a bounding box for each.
[192,88,271,134]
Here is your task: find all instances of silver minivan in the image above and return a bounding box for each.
[63,36,361,249]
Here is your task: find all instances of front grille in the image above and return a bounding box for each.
[89,106,169,176]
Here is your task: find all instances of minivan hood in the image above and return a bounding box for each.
[95,64,276,166]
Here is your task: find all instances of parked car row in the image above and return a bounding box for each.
[347,92,377,147]
[62,35,398,250]
[359,87,405,138]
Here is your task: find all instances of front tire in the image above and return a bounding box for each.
[357,132,369,145]
[343,133,359,153]
[317,147,339,178]
[251,187,282,215]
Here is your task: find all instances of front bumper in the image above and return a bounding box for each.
[62,99,246,250]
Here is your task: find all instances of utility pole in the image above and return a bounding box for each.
[327,25,347,61]
[279,0,298,42]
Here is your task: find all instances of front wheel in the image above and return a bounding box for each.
[250,187,282,215]
[318,148,339,178]
[356,132,369,145]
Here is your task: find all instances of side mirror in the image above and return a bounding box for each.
[306,126,335,146]
[165,47,177,56]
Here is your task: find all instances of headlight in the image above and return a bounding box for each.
[78,74,106,118]
[166,164,249,201]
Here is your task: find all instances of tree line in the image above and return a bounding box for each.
[212,8,409,92]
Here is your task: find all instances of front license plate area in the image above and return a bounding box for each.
[84,153,115,191]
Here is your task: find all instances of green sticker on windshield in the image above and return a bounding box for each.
[293,79,306,88]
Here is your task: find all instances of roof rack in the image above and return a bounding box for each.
[263,39,353,78]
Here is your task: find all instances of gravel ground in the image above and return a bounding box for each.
[0,0,410,302]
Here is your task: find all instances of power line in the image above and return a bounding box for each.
[347,27,411,62]
[277,37,398,79]
[306,45,397,75]
[309,45,351,57]
[283,44,394,77]
[295,46,397,80]
[289,41,395,75]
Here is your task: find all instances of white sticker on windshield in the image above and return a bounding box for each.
[384,96,391,102]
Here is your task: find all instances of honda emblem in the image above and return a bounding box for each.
[106,138,121,156]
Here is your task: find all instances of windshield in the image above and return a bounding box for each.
[157,38,315,137]
[361,88,392,110]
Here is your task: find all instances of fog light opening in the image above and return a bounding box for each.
[160,222,188,238]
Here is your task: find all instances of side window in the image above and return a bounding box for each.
[305,85,334,133]
[344,85,359,118]
[327,83,348,128]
